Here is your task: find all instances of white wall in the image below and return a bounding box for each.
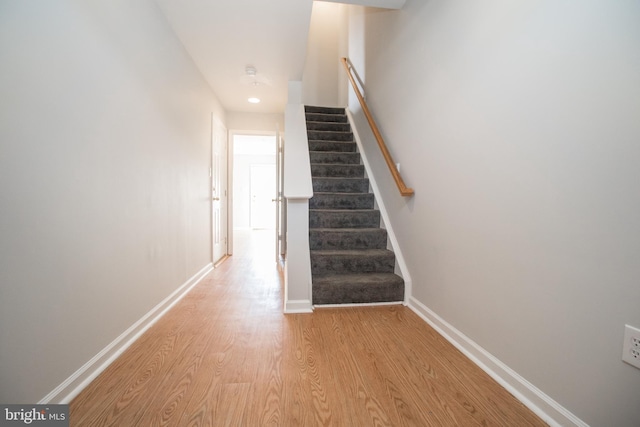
[0,0,225,403]
[348,1,640,426]
[227,112,284,134]
[302,1,342,107]
[337,4,350,107]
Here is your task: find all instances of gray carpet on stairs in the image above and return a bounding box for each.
[306,105,404,305]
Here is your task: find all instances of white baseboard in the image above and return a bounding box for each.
[408,296,589,427]
[284,299,314,314]
[314,301,403,309]
[39,263,214,404]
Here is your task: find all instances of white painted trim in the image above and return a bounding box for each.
[314,301,403,309]
[282,100,313,314]
[321,0,406,9]
[284,299,314,314]
[283,199,313,314]
[408,297,589,427]
[283,102,312,199]
[346,108,413,305]
[39,263,214,404]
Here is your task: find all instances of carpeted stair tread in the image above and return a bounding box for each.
[309,151,360,164]
[312,177,369,193]
[309,192,374,210]
[309,228,388,250]
[311,249,396,275]
[305,112,348,123]
[307,130,354,141]
[312,273,405,304]
[309,140,356,152]
[311,248,394,256]
[306,121,351,132]
[309,209,380,228]
[305,106,345,115]
[311,163,364,178]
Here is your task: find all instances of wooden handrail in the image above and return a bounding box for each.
[341,57,414,197]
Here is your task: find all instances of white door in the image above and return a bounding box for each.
[250,164,276,230]
[212,117,228,264]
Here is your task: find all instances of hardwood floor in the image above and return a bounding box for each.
[70,229,546,426]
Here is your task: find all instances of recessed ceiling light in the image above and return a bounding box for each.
[248,97,260,104]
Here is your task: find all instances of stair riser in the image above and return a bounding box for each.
[305,106,345,115]
[309,229,387,250]
[312,178,369,193]
[307,131,354,142]
[309,210,380,228]
[309,140,356,152]
[307,122,351,132]
[313,280,404,305]
[305,113,348,123]
[311,164,364,178]
[309,193,374,210]
[311,253,395,275]
[309,152,360,165]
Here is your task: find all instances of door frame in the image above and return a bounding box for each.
[211,115,229,265]
[229,130,278,256]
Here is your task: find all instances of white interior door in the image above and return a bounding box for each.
[250,164,276,230]
[212,117,228,264]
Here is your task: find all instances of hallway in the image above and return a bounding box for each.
[70,231,545,426]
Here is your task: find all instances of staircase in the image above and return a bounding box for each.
[305,105,404,305]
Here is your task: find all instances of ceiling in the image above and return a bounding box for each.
[155,0,314,114]
[154,0,406,115]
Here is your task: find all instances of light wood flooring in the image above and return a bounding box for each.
[70,229,546,426]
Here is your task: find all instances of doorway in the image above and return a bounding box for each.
[232,134,277,257]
